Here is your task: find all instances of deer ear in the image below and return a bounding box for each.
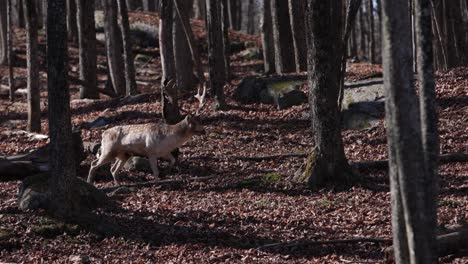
[185,114,192,121]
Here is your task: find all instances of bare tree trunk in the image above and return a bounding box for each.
[12,0,25,28]
[368,0,375,63]
[160,0,180,123]
[206,0,227,109]
[118,0,138,96]
[103,0,126,96]
[382,0,438,262]
[7,0,15,102]
[270,0,295,73]
[143,0,156,12]
[221,0,231,80]
[173,0,196,90]
[77,0,99,99]
[47,0,78,220]
[358,4,366,61]
[299,0,353,188]
[261,0,275,74]
[24,0,41,133]
[0,0,7,64]
[66,0,78,43]
[288,0,307,72]
[246,0,255,34]
[35,0,43,29]
[173,0,205,84]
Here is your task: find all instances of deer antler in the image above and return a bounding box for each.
[194,82,207,115]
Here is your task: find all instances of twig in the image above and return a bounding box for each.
[257,237,391,251]
[100,175,218,193]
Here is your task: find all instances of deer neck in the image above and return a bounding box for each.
[169,120,193,144]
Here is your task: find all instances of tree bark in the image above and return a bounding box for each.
[77,0,99,99]
[24,0,41,133]
[66,0,78,43]
[0,0,7,65]
[261,0,275,74]
[142,0,156,12]
[174,0,205,84]
[300,0,353,189]
[382,0,438,262]
[160,0,181,124]
[288,0,307,72]
[47,0,78,219]
[7,0,15,102]
[368,0,375,63]
[118,0,138,96]
[173,0,195,90]
[270,0,295,73]
[358,4,366,61]
[206,0,227,110]
[103,0,126,96]
[246,0,255,34]
[221,0,231,80]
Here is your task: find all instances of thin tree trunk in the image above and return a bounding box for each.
[24,0,41,133]
[368,0,375,63]
[47,0,78,219]
[103,0,126,96]
[66,0,78,43]
[221,0,231,80]
[415,0,439,258]
[382,0,438,262]
[142,0,156,11]
[270,0,295,73]
[173,0,196,90]
[7,0,15,102]
[77,0,99,99]
[206,0,227,109]
[246,0,255,34]
[118,0,138,96]
[261,0,275,74]
[0,0,7,64]
[174,0,205,84]
[288,0,307,72]
[358,5,366,60]
[160,0,180,123]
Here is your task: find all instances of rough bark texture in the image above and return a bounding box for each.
[270,0,295,73]
[103,0,126,96]
[368,0,375,63]
[66,0,78,42]
[118,0,138,96]
[77,0,99,99]
[173,0,195,90]
[415,0,439,259]
[160,0,181,124]
[0,0,7,64]
[288,0,307,72]
[47,0,78,219]
[221,0,231,80]
[7,0,14,102]
[174,0,205,84]
[261,0,275,74]
[206,0,227,109]
[302,0,352,189]
[382,0,438,262]
[24,0,41,133]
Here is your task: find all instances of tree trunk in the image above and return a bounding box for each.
[7,0,15,102]
[382,0,438,262]
[173,0,195,90]
[206,0,227,109]
[24,0,41,133]
[77,0,99,99]
[221,0,231,80]
[299,0,353,189]
[288,0,307,72]
[142,0,156,12]
[358,4,366,61]
[12,0,25,28]
[368,0,375,63]
[47,0,78,220]
[173,0,205,84]
[118,0,138,96]
[66,0,78,43]
[160,0,180,124]
[261,0,275,74]
[0,0,6,64]
[103,0,126,96]
[246,0,255,34]
[270,0,296,73]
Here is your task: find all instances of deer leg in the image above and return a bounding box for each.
[87,155,114,183]
[148,155,160,181]
[111,154,129,185]
[163,153,176,173]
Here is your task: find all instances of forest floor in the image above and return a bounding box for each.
[1,12,467,263]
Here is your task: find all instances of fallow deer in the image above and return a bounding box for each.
[87,82,207,185]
